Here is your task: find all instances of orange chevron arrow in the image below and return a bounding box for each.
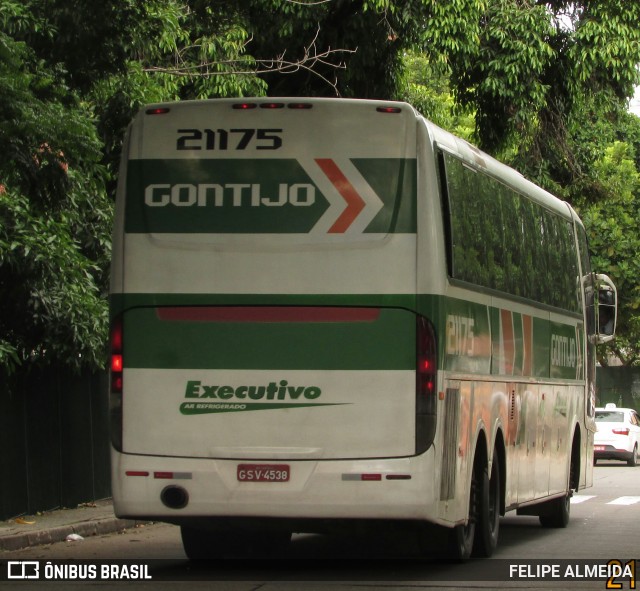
[315,158,366,233]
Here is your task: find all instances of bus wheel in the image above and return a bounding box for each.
[538,494,570,528]
[447,466,478,560]
[473,451,500,557]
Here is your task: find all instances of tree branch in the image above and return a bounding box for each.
[143,27,356,95]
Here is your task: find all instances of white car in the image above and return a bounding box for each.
[594,404,640,466]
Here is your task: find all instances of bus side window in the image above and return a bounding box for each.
[436,150,454,278]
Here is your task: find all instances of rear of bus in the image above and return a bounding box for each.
[109,98,439,542]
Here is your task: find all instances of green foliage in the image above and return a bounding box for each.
[577,141,640,365]
[401,52,475,140]
[411,0,640,364]
[569,1,640,101]
[429,1,640,160]
[0,27,111,372]
[2,0,640,369]
[244,0,430,98]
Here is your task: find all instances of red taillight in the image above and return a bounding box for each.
[613,428,630,435]
[361,474,382,481]
[111,354,123,372]
[417,316,437,397]
[110,315,124,452]
[112,374,123,393]
[111,317,123,394]
[416,315,437,454]
[111,321,122,350]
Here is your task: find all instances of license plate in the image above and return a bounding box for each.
[237,464,290,482]
[594,445,605,451]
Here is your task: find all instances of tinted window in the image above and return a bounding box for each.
[442,152,581,313]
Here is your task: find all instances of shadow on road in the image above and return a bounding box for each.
[149,516,562,583]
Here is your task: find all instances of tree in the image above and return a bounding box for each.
[242,0,432,98]
[410,1,640,364]
[3,0,640,370]
[0,17,111,371]
[429,1,640,158]
[576,137,640,366]
[401,52,475,141]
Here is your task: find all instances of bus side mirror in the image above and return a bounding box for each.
[595,274,617,344]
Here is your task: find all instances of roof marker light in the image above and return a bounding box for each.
[377,106,402,114]
[146,107,171,115]
[260,103,285,109]
[233,103,257,110]
[288,103,313,110]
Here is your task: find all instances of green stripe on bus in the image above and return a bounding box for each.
[111,293,584,379]
[123,306,415,371]
[124,158,417,234]
[110,293,418,319]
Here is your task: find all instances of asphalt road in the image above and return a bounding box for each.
[2,461,639,590]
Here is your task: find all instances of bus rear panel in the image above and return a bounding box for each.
[110,99,437,524]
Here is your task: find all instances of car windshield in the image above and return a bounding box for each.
[595,411,625,422]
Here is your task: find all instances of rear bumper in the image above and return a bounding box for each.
[111,448,441,526]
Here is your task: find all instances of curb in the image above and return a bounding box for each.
[0,518,142,552]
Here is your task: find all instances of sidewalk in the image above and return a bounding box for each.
[0,499,144,552]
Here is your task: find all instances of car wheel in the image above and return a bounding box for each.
[628,445,638,467]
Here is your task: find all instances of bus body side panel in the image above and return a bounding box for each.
[419,120,593,528]
[427,284,587,520]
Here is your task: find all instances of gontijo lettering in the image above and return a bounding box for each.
[551,334,577,368]
[145,183,315,207]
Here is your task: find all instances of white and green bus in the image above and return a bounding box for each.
[109,98,617,559]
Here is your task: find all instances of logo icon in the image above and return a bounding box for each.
[8,561,40,579]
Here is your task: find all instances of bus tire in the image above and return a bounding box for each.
[538,494,570,528]
[448,519,475,560]
[473,451,500,557]
[447,463,479,560]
